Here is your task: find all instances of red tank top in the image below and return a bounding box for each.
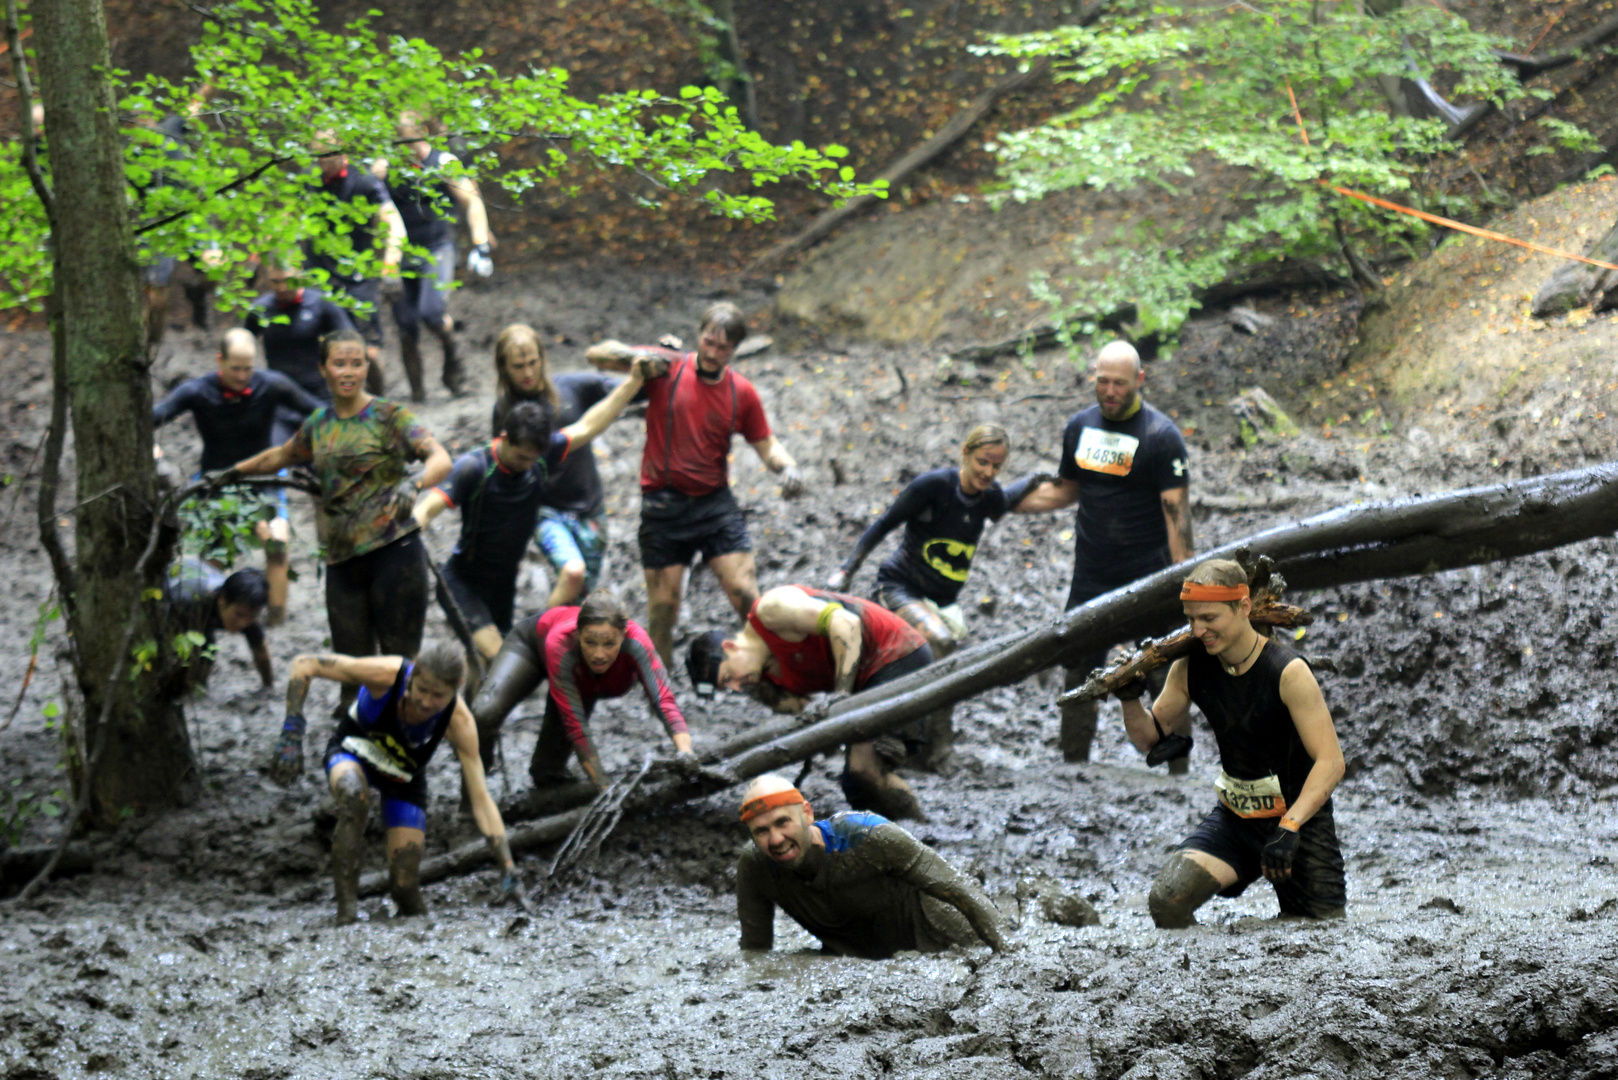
[747,588,924,696]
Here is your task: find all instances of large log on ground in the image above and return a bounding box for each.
[363,463,1618,892]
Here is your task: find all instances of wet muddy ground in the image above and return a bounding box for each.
[3,269,1618,1078]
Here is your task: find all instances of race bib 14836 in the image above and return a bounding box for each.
[1074,428,1140,476]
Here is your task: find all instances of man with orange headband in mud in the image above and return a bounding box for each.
[734,773,1009,957]
[1119,558,1347,927]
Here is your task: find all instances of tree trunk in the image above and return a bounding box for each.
[379,461,1618,891]
[33,0,194,819]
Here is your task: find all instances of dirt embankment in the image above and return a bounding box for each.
[3,247,1618,1077]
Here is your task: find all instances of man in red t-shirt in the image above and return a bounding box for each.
[685,585,933,821]
[587,302,805,666]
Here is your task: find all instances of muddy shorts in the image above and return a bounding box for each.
[439,555,516,637]
[637,486,750,568]
[1179,801,1347,918]
[873,577,968,641]
[859,643,935,764]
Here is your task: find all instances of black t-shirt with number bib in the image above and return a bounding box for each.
[1057,400,1188,579]
[1185,637,1315,805]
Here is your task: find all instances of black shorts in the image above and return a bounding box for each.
[440,556,516,636]
[1179,801,1347,918]
[638,486,751,569]
[860,643,934,761]
[872,570,935,612]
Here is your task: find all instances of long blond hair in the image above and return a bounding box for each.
[494,323,560,408]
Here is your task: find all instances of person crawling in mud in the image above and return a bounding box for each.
[469,592,692,792]
[271,640,519,924]
[734,773,1009,958]
[687,585,934,821]
[1119,558,1347,927]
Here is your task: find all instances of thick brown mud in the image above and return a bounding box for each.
[4,269,1618,1078]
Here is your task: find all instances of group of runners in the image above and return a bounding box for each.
[155,128,1349,946]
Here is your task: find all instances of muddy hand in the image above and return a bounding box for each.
[631,353,669,380]
[391,477,421,522]
[779,466,806,499]
[1261,824,1300,882]
[496,871,533,913]
[201,466,241,491]
[1113,676,1149,702]
[270,716,305,785]
[799,691,848,725]
[657,333,683,350]
[825,569,848,592]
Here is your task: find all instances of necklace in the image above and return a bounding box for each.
[1221,633,1262,676]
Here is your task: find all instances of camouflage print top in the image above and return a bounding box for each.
[290,399,432,564]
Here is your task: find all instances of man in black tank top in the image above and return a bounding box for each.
[1119,559,1347,927]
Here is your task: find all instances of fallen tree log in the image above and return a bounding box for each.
[745,51,1058,273]
[355,463,1618,893]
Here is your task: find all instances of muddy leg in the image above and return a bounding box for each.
[428,321,463,397]
[643,565,686,669]
[329,764,370,925]
[842,742,927,822]
[1060,665,1099,763]
[1147,853,1225,929]
[398,333,427,404]
[529,698,581,786]
[387,830,428,918]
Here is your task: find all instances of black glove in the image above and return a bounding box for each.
[1261,823,1301,880]
[1144,716,1193,767]
[1113,676,1150,701]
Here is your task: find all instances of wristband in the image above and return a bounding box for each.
[1279,815,1302,832]
[282,714,307,736]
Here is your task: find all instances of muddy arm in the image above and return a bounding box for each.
[445,702,513,866]
[735,854,776,951]
[874,826,1009,952]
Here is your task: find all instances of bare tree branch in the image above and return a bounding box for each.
[4,0,52,216]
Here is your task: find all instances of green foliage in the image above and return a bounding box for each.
[2,776,65,847]
[976,0,1582,349]
[0,0,883,314]
[177,484,276,567]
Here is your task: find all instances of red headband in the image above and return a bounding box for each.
[1180,582,1250,602]
[739,789,806,822]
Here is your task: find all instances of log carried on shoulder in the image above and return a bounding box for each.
[1058,556,1314,706]
[350,463,1618,895]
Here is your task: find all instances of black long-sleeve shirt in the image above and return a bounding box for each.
[840,467,1008,605]
[244,288,354,400]
[152,369,325,471]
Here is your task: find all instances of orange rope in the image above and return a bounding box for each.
[1526,14,1561,56]
[1328,184,1618,272]
[1280,63,1616,273]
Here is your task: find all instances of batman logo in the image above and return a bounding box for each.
[923,538,976,582]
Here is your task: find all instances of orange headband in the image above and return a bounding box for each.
[1180,582,1249,602]
[739,789,806,822]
